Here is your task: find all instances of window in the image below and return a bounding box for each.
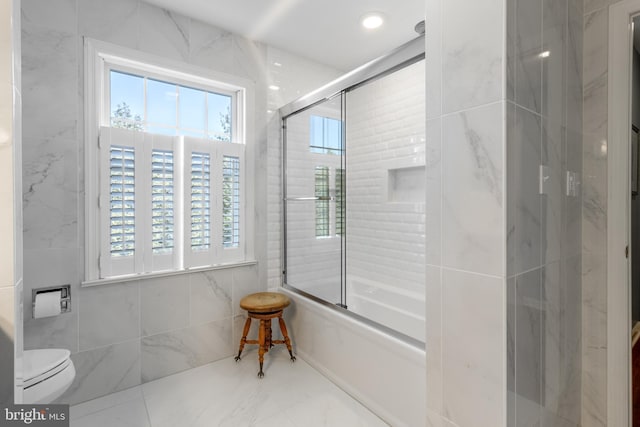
[313,166,345,238]
[310,115,344,239]
[314,166,330,237]
[109,70,233,140]
[86,40,253,281]
[310,115,342,154]
[335,168,345,236]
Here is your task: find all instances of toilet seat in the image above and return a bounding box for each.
[22,349,75,404]
[23,349,71,387]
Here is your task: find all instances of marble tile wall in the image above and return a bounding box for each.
[53,266,260,405]
[0,0,23,405]
[581,0,623,426]
[425,0,583,425]
[20,0,337,405]
[505,0,584,425]
[425,0,508,425]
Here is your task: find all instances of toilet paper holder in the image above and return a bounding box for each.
[32,285,71,318]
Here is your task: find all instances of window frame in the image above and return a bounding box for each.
[84,38,255,283]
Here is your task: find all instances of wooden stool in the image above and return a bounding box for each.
[234,292,296,377]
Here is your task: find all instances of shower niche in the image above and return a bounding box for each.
[387,164,426,203]
[282,40,426,344]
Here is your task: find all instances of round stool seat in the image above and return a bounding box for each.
[240,292,290,313]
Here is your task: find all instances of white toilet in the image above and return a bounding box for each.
[21,349,76,404]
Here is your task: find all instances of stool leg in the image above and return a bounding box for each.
[235,317,252,362]
[278,316,296,362]
[258,319,267,378]
[267,319,273,348]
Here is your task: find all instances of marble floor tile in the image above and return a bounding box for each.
[70,386,144,420]
[72,398,151,427]
[70,347,388,427]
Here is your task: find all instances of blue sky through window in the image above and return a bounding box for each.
[310,115,342,154]
[147,79,177,127]
[110,71,144,122]
[110,70,233,141]
[208,93,231,140]
[180,86,206,134]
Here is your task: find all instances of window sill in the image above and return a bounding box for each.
[81,260,257,288]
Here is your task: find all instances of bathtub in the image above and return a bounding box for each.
[281,287,426,427]
[346,276,425,343]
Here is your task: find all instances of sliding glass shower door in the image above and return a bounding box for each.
[344,60,426,341]
[283,94,345,306]
[281,42,426,343]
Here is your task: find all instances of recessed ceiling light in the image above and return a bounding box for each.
[361,13,384,30]
[269,85,280,91]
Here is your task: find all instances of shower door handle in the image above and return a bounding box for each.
[284,196,334,201]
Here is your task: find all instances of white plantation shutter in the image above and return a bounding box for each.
[151,149,174,255]
[144,134,182,272]
[99,127,145,277]
[99,128,184,277]
[109,146,135,257]
[190,152,211,251]
[218,142,244,262]
[183,138,244,267]
[222,156,240,248]
[183,137,216,268]
[100,130,245,276]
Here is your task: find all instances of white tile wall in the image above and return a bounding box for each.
[141,276,190,337]
[432,2,512,425]
[441,0,504,113]
[442,269,505,427]
[441,102,505,277]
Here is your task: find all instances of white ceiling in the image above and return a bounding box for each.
[143,0,425,71]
